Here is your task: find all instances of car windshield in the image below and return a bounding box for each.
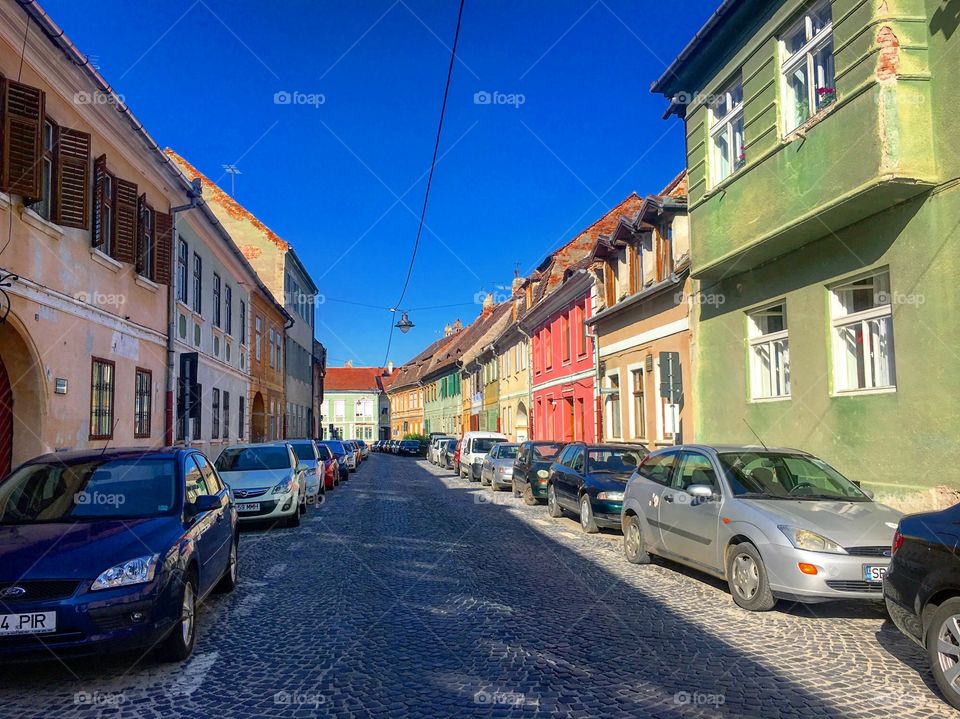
[717,452,869,501]
[443,440,457,450]
[315,445,332,461]
[290,443,316,461]
[0,458,178,523]
[532,443,564,460]
[472,438,501,453]
[401,441,418,448]
[215,446,291,472]
[495,445,519,459]
[586,449,644,474]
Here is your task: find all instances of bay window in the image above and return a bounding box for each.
[781,0,835,134]
[709,77,745,185]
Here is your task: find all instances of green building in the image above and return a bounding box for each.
[653,0,960,509]
[322,366,393,441]
[423,368,463,437]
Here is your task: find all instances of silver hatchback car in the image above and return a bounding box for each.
[621,445,903,611]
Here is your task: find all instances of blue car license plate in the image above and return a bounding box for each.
[863,564,887,583]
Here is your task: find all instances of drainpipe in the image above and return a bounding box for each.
[586,324,603,443]
[164,180,203,446]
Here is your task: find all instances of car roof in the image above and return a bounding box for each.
[20,447,184,466]
[653,443,808,455]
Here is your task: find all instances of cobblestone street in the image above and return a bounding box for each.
[0,454,950,718]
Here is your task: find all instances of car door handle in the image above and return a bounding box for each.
[663,494,674,503]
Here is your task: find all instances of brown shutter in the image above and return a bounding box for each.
[154,211,172,286]
[113,178,138,264]
[54,128,90,229]
[92,154,106,247]
[135,193,147,274]
[0,79,45,198]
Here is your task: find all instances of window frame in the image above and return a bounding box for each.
[212,273,222,328]
[628,365,647,441]
[211,388,220,439]
[134,367,152,438]
[89,357,116,441]
[192,253,203,315]
[177,239,188,304]
[708,75,745,186]
[829,269,896,395]
[37,118,56,220]
[604,369,623,441]
[224,285,233,335]
[747,301,791,401]
[779,0,835,136]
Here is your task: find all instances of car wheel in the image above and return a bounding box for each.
[523,484,539,506]
[579,495,599,534]
[927,598,960,710]
[726,543,776,611]
[286,505,301,528]
[215,536,239,593]
[547,484,563,518]
[159,571,198,662]
[622,515,650,564]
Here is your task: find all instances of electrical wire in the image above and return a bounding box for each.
[381,0,466,368]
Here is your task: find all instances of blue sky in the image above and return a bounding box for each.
[42,0,718,367]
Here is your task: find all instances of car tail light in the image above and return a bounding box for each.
[892,528,904,557]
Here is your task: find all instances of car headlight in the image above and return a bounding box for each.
[537,469,549,478]
[778,526,847,554]
[597,491,624,501]
[272,479,295,495]
[91,554,159,591]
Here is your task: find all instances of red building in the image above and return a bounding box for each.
[520,194,643,443]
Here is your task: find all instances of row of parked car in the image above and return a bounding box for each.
[0,436,371,664]
[421,432,960,710]
[371,439,428,457]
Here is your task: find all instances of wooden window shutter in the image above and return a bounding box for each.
[136,193,147,273]
[54,127,91,229]
[113,178,138,264]
[0,78,45,198]
[92,154,107,247]
[154,211,172,286]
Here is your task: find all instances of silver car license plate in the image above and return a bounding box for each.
[237,502,261,513]
[863,564,887,583]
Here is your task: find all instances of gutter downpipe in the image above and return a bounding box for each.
[516,325,534,441]
[165,184,202,446]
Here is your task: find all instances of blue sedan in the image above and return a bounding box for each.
[0,448,237,662]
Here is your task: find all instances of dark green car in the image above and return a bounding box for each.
[511,441,566,505]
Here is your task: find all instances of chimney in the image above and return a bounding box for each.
[344,360,353,368]
[512,273,524,296]
[444,323,452,337]
[482,293,494,315]
[452,319,462,331]
[386,361,394,375]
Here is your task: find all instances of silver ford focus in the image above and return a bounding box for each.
[621,445,903,611]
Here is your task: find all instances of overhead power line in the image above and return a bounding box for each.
[381,0,466,367]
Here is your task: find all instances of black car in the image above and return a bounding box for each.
[512,441,565,505]
[546,443,648,533]
[398,440,422,457]
[884,503,960,710]
[438,439,458,469]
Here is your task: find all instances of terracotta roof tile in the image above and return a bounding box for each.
[325,367,393,391]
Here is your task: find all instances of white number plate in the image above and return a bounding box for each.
[236,503,261,513]
[864,564,887,583]
[0,611,56,636]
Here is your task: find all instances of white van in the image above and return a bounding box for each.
[459,431,508,481]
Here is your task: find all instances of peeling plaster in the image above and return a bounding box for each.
[876,26,902,172]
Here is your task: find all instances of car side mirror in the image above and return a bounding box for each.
[296,463,309,474]
[862,488,875,499]
[187,494,221,519]
[687,484,715,499]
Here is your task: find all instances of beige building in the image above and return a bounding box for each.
[493,280,531,442]
[586,173,693,450]
[0,1,193,471]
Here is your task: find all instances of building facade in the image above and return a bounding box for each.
[322,365,392,441]
[587,173,693,451]
[283,250,318,439]
[653,0,959,509]
[249,291,287,443]
[0,2,182,472]
[493,281,531,442]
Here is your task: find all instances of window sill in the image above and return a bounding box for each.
[21,207,64,241]
[176,300,192,315]
[831,386,897,398]
[749,395,791,404]
[135,275,159,293]
[89,246,122,273]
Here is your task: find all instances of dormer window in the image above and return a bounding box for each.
[709,77,744,185]
[781,0,835,134]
